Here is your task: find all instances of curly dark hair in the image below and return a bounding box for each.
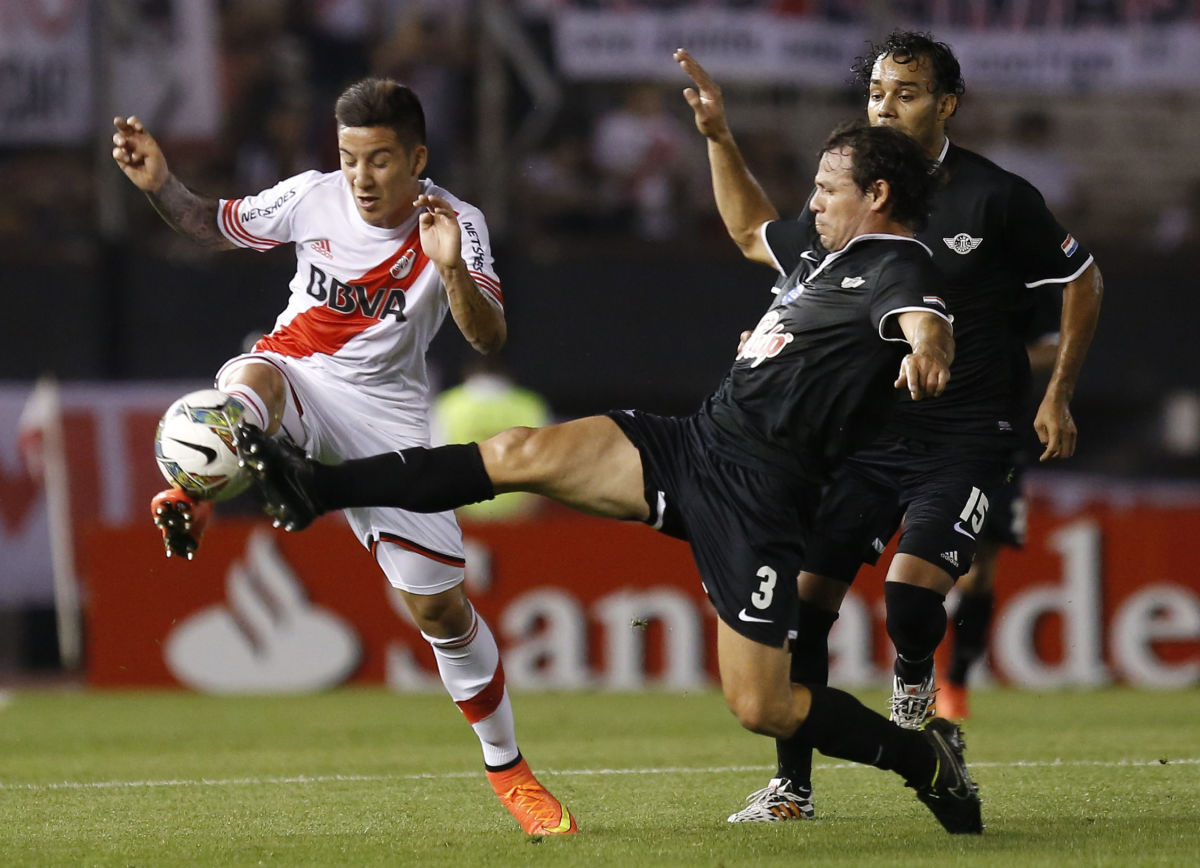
[820,120,937,231]
[334,78,426,150]
[851,30,966,114]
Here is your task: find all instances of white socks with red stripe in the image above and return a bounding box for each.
[422,609,520,768]
[221,384,269,431]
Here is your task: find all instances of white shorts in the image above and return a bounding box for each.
[216,352,465,595]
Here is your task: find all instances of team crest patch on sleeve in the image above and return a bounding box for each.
[738,310,794,368]
[943,233,982,254]
[1060,234,1079,256]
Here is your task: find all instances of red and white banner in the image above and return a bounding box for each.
[78,492,1200,692]
[0,381,204,605]
[3,383,1198,689]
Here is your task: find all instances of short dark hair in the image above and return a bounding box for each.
[334,78,426,150]
[821,120,936,231]
[852,30,966,112]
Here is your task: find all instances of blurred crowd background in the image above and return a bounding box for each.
[3,0,1200,480]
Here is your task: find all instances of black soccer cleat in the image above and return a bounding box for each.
[911,717,983,834]
[233,422,326,532]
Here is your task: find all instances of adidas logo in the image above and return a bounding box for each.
[941,550,960,568]
[310,239,333,260]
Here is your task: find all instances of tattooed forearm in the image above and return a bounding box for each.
[145,175,235,250]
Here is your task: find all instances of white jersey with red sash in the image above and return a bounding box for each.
[214,171,501,586]
[217,171,502,431]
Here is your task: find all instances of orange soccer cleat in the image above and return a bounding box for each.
[151,488,213,560]
[486,757,578,835]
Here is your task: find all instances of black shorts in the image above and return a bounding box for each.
[802,435,1014,582]
[979,462,1027,548]
[607,409,821,647]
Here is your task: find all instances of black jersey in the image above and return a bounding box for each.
[702,229,950,484]
[767,141,1092,449]
[1021,283,1064,346]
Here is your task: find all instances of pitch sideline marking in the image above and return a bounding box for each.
[2,757,1197,792]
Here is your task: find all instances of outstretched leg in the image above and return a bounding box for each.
[237,415,651,528]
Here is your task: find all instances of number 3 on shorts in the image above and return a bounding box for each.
[751,565,777,610]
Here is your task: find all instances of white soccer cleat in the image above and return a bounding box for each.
[727,777,814,822]
[889,666,938,729]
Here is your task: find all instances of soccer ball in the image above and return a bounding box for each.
[154,389,252,502]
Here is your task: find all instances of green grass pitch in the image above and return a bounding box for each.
[2,686,1197,866]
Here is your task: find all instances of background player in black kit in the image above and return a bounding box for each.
[940,285,1063,720]
[677,32,1103,823]
[234,123,985,834]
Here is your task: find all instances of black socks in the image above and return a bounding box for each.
[313,443,495,513]
[885,582,947,682]
[795,684,934,788]
[776,601,839,786]
[949,590,994,685]
[789,601,839,685]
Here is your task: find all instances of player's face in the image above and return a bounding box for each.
[338,126,428,228]
[866,53,955,158]
[809,147,876,252]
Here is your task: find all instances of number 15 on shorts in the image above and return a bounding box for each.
[958,486,989,536]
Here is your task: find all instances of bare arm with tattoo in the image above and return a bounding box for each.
[416,193,507,354]
[112,115,234,251]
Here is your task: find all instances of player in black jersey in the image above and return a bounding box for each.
[233,123,985,834]
[940,285,1063,720]
[677,31,1103,823]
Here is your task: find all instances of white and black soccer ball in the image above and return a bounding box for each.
[154,389,251,502]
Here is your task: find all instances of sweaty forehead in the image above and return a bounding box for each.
[871,53,936,90]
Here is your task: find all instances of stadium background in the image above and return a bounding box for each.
[1,0,1197,692]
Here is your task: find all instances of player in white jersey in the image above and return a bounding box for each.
[112,77,576,836]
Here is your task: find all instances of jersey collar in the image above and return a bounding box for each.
[805,233,933,285]
[932,136,950,170]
